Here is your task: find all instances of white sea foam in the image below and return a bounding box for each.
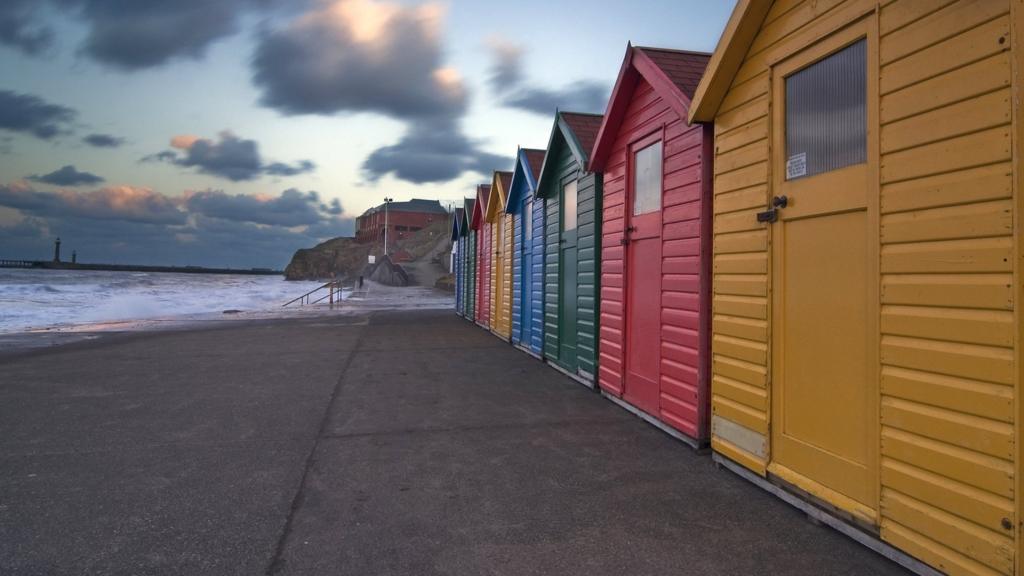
[0,269,333,333]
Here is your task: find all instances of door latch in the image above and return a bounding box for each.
[757,195,788,223]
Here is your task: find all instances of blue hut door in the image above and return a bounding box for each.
[521,198,534,344]
[559,179,579,369]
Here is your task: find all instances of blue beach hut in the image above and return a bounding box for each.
[505,147,546,357]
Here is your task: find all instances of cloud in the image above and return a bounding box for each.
[0,181,352,268]
[0,90,76,140]
[146,131,316,182]
[486,37,523,89]
[83,133,124,148]
[251,0,464,119]
[486,37,609,115]
[250,0,499,184]
[362,119,506,184]
[184,188,341,227]
[0,1,306,69]
[0,181,186,224]
[0,0,53,55]
[264,160,316,177]
[27,165,105,186]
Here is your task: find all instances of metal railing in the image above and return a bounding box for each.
[282,280,347,307]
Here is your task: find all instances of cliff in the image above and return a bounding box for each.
[284,218,452,281]
[284,237,371,281]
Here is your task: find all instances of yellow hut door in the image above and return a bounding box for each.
[768,26,878,521]
[494,216,505,328]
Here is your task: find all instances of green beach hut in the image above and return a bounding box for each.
[535,111,604,386]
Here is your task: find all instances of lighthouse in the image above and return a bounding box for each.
[53,237,61,263]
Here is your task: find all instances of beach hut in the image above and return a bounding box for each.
[588,45,712,446]
[472,184,491,327]
[451,207,464,315]
[535,111,604,385]
[688,2,1023,574]
[486,171,514,340]
[462,199,476,321]
[506,147,547,356]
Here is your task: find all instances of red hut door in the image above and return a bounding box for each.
[623,136,663,416]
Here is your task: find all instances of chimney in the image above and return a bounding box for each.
[54,237,61,263]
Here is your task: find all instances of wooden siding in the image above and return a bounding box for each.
[511,207,524,343]
[501,212,514,338]
[577,172,602,377]
[877,2,1015,573]
[490,219,498,329]
[466,232,476,320]
[479,222,491,326]
[530,196,546,354]
[543,187,561,360]
[598,77,712,440]
[455,236,463,313]
[707,1,1017,574]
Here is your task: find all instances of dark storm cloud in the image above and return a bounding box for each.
[362,120,506,184]
[0,0,307,69]
[251,2,464,119]
[146,131,315,182]
[184,188,340,227]
[0,90,76,140]
[27,165,105,186]
[487,37,609,116]
[82,133,124,148]
[0,181,351,267]
[0,0,53,55]
[250,1,500,184]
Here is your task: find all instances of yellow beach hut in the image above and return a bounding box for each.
[487,170,514,340]
[689,1,1023,575]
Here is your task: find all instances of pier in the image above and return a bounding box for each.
[0,260,282,275]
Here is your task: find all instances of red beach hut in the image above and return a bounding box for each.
[589,45,712,446]
[472,184,492,327]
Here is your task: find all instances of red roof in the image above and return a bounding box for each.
[589,44,711,171]
[471,184,490,229]
[636,47,710,100]
[522,148,545,182]
[498,171,512,193]
[560,112,603,162]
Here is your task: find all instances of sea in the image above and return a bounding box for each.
[0,269,328,334]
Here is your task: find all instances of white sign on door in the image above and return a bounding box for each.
[786,152,807,180]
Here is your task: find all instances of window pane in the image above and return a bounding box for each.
[563,180,578,231]
[525,200,533,240]
[785,39,866,180]
[633,141,662,216]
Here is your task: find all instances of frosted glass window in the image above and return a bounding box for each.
[525,200,533,240]
[563,180,578,231]
[785,39,866,180]
[633,141,662,215]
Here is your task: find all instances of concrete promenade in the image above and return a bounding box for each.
[0,310,910,575]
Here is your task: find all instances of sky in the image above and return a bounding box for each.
[0,0,735,269]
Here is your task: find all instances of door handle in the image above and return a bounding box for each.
[626,225,637,233]
[773,195,788,208]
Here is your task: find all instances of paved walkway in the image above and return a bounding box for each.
[0,310,910,575]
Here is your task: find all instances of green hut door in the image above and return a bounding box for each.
[559,178,579,370]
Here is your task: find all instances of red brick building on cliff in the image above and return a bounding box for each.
[354,199,448,245]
